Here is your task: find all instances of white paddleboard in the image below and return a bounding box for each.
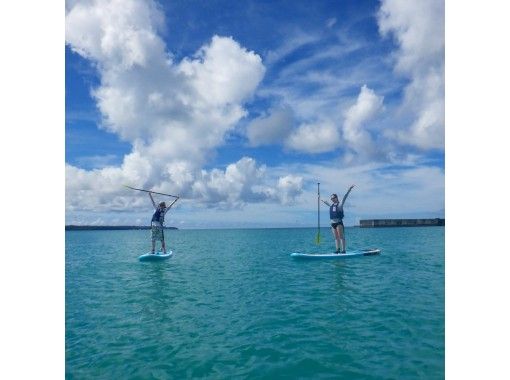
[290,248,380,259]
[138,250,173,262]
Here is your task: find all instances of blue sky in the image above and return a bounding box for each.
[6,1,509,373]
[65,0,444,228]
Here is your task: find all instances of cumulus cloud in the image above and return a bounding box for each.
[285,120,341,154]
[378,0,444,150]
[65,0,166,69]
[67,158,443,227]
[342,85,384,156]
[191,157,268,207]
[190,157,303,207]
[65,0,282,215]
[246,106,294,146]
[66,156,304,213]
[179,36,266,106]
[66,0,264,155]
[276,175,304,205]
[65,0,444,226]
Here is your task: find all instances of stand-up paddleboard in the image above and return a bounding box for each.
[291,248,380,259]
[139,250,173,262]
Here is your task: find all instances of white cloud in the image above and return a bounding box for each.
[189,157,303,208]
[65,0,292,217]
[285,120,341,154]
[65,0,166,69]
[66,0,264,160]
[378,0,444,73]
[377,0,444,150]
[265,31,320,65]
[179,36,266,106]
[342,85,384,157]
[66,155,304,215]
[395,68,444,149]
[246,106,294,146]
[259,32,381,124]
[157,160,442,227]
[276,175,304,205]
[326,18,337,29]
[66,157,443,227]
[254,30,395,159]
[64,0,444,226]
[191,157,267,207]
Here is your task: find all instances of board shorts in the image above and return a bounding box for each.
[151,225,164,242]
[331,221,344,229]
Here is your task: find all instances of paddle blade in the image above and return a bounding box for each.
[315,233,321,245]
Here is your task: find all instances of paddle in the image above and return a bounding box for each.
[124,185,180,198]
[167,197,180,208]
[315,182,321,245]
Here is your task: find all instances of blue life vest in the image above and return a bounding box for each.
[151,207,165,224]
[330,203,344,220]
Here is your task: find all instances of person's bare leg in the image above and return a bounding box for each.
[338,226,346,253]
[151,240,156,254]
[161,240,166,254]
[331,227,340,252]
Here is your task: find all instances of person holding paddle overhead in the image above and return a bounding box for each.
[149,192,178,254]
[321,185,355,254]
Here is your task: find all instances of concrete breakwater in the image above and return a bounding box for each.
[360,218,445,227]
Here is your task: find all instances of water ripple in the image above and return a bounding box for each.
[66,227,444,379]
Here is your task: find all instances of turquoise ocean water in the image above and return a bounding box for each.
[66,227,444,379]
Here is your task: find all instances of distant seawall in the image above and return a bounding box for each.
[359,218,445,228]
[65,225,178,231]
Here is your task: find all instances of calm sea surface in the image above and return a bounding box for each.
[66,227,444,379]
